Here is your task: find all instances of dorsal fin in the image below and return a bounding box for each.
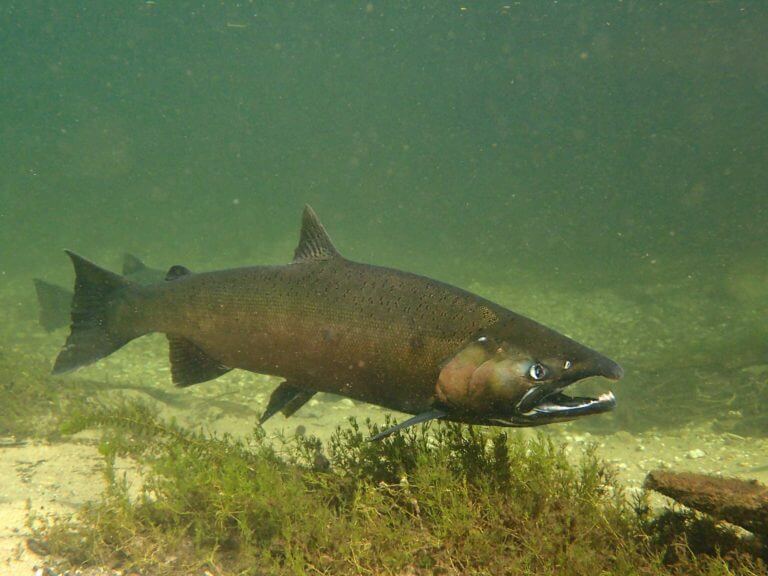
[122,253,148,276]
[165,265,192,281]
[292,205,341,263]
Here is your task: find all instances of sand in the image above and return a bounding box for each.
[2,275,765,573]
[3,387,767,574]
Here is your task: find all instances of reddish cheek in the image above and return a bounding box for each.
[468,361,497,402]
[436,359,477,404]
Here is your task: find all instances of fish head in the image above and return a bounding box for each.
[435,315,622,426]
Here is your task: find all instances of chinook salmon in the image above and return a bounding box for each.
[53,207,622,439]
[34,254,163,331]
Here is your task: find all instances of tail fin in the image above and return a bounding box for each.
[122,253,148,276]
[52,251,136,374]
[33,279,73,331]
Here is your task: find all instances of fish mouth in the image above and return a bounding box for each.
[488,385,617,427]
[500,355,623,426]
[522,389,616,420]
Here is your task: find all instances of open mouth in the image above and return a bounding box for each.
[486,385,617,427]
[524,389,616,418]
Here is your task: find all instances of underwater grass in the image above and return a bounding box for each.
[0,353,67,438]
[30,402,766,576]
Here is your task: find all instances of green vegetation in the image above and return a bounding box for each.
[28,403,766,576]
[0,354,67,438]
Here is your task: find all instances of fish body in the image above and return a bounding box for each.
[117,258,502,414]
[54,207,622,436]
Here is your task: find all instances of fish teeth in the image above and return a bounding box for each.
[597,391,616,403]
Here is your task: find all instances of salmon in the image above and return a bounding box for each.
[53,207,622,438]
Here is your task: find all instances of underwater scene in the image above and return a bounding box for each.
[1,2,766,575]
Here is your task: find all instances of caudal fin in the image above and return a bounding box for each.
[121,253,149,276]
[33,279,73,331]
[52,251,136,374]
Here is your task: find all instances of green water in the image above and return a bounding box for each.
[2,3,767,431]
[3,1,765,424]
[0,2,766,571]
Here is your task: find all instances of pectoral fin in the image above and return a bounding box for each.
[260,381,316,424]
[370,409,447,441]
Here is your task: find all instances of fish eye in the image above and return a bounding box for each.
[528,362,547,381]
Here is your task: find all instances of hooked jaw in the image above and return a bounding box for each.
[504,356,623,426]
[435,331,624,429]
[507,389,617,426]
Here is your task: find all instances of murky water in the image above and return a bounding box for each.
[1,2,766,573]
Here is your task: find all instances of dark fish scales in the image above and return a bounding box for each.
[53,207,623,438]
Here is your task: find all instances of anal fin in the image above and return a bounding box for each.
[167,335,231,386]
[260,381,316,424]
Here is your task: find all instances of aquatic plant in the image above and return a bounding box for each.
[0,354,66,437]
[30,402,765,575]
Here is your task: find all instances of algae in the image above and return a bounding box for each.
[27,402,766,575]
[0,354,68,438]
